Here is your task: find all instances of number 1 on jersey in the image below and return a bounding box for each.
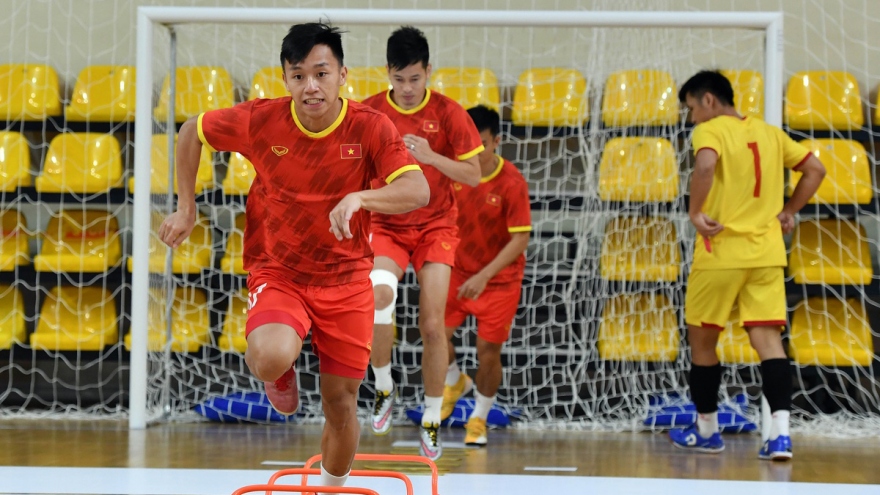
[747,141,761,197]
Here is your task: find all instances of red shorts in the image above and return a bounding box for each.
[245,268,373,379]
[371,220,459,272]
[444,270,521,344]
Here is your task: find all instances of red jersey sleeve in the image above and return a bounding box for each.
[197,100,255,155]
[506,170,533,234]
[368,113,420,184]
[443,102,484,161]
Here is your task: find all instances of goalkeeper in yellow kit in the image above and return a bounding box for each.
[668,71,825,461]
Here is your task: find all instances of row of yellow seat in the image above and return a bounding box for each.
[0,207,869,287]
[1,63,876,129]
[598,293,873,367]
[1,279,870,367]
[0,130,872,205]
[0,283,244,354]
[599,216,872,285]
[597,137,872,204]
[0,132,216,194]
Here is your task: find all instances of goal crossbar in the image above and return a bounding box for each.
[131,7,784,429]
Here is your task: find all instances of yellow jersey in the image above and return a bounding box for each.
[691,115,811,270]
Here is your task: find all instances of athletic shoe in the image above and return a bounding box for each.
[440,374,473,421]
[668,424,725,453]
[264,367,298,415]
[758,435,793,461]
[464,417,488,447]
[370,386,396,435]
[419,422,442,460]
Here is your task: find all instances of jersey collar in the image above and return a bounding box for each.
[386,89,431,115]
[480,155,505,183]
[290,98,348,138]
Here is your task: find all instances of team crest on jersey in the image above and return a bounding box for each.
[486,194,502,207]
[340,144,362,159]
[423,120,439,132]
[453,182,462,191]
[271,146,289,156]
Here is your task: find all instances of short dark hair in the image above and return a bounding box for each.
[467,105,500,137]
[280,22,345,68]
[678,70,735,106]
[386,26,429,70]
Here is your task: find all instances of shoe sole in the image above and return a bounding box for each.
[759,452,793,461]
[266,394,299,415]
[420,447,442,461]
[370,422,392,436]
[671,440,725,454]
[465,441,487,447]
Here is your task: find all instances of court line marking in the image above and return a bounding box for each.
[392,440,470,448]
[261,461,307,466]
[523,466,578,472]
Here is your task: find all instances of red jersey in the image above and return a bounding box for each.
[361,89,483,229]
[453,156,532,286]
[198,97,419,285]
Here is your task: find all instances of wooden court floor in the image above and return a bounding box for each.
[1,419,878,486]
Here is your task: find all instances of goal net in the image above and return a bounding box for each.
[1,0,879,436]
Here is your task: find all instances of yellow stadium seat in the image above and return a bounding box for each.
[127,212,212,274]
[512,68,588,127]
[34,210,121,273]
[31,286,117,351]
[784,71,863,131]
[788,219,872,285]
[342,66,390,102]
[598,137,679,202]
[598,292,679,362]
[0,63,62,121]
[36,133,123,193]
[790,297,873,367]
[219,288,249,353]
[128,134,214,194]
[0,131,32,191]
[221,153,255,195]
[0,285,25,349]
[248,66,288,100]
[600,216,680,282]
[153,66,234,123]
[875,90,879,127]
[716,308,760,365]
[431,67,500,111]
[720,70,764,120]
[220,213,246,275]
[788,139,871,205]
[0,210,29,271]
[65,65,137,122]
[602,70,678,127]
[124,287,210,353]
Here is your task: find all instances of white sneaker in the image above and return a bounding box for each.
[370,386,396,435]
[419,422,442,461]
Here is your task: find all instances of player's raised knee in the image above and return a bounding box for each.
[245,343,295,382]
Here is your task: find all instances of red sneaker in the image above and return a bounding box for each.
[265,367,298,415]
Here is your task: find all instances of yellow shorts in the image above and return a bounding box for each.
[684,266,786,330]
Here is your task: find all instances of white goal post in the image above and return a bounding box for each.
[130,7,784,429]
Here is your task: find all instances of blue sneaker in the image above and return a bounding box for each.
[669,424,725,453]
[758,435,793,461]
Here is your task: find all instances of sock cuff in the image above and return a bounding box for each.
[320,464,350,481]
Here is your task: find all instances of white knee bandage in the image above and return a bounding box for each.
[370,269,399,324]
